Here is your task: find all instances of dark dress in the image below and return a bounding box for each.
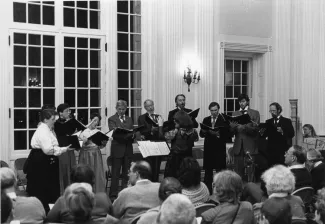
[200,115,230,193]
[54,118,85,193]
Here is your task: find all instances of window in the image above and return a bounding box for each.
[224,59,250,115]
[117,0,141,125]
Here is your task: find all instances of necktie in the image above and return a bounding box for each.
[120,115,125,123]
[240,110,247,115]
[274,117,278,125]
[151,114,157,123]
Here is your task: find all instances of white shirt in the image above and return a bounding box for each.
[288,164,305,170]
[314,161,322,168]
[31,123,66,156]
[119,115,126,123]
[240,106,249,114]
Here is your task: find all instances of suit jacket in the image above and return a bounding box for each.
[231,108,260,155]
[137,113,164,141]
[290,167,312,190]
[108,113,134,158]
[167,107,199,129]
[112,180,161,224]
[311,162,325,192]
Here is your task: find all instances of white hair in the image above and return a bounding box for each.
[116,100,127,108]
[144,99,154,106]
[262,165,295,194]
[0,167,17,189]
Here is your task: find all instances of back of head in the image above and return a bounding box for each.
[291,145,307,164]
[261,197,292,224]
[307,148,323,162]
[0,167,17,190]
[315,188,325,224]
[132,160,152,180]
[70,164,95,187]
[1,191,13,223]
[178,157,201,189]
[174,110,193,129]
[57,103,70,113]
[157,193,196,224]
[64,183,95,222]
[159,177,182,201]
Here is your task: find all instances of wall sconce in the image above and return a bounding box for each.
[183,66,200,92]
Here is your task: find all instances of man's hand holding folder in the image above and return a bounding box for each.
[112,126,145,142]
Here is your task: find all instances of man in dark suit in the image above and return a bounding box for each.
[138,99,164,182]
[108,100,135,200]
[285,145,312,190]
[261,102,295,167]
[307,148,325,193]
[229,93,260,180]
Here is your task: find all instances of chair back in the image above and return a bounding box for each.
[292,219,307,224]
[292,186,315,215]
[14,158,27,189]
[0,160,9,168]
[195,203,216,217]
[105,156,112,189]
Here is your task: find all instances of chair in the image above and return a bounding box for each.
[195,203,216,217]
[105,156,113,189]
[292,219,308,224]
[292,186,315,214]
[14,158,27,190]
[0,160,9,168]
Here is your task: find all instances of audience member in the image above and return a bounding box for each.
[303,124,318,138]
[307,148,325,192]
[315,188,325,224]
[259,197,292,224]
[178,157,210,206]
[46,164,113,224]
[258,165,305,221]
[112,160,160,223]
[285,145,312,190]
[0,167,45,224]
[201,170,254,224]
[137,177,182,224]
[1,191,13,223]
[156,193,197,224]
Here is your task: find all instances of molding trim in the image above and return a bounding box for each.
[220,42,272,53]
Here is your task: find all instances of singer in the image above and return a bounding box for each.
[260,102,295,167]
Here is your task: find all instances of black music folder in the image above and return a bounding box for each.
[200,123,224,131]
[88,131,109,146]
[112,126,145,138]
[222,113,251,125]
[188,108,200,119]
[57,135,80,149]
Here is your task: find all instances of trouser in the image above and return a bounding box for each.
[109,156,131,199]
[147,156,162,182]
[204,167,224,194]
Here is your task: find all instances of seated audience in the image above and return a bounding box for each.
[1,191,13,223]
[259,197,292,224]
[241,182,266,205]
[285,145,312,190]
[307,148,325,192]
[46,164,114,224]
[112,160,161,224]
[0,167,45,224]
[315,188,325,224]
[303,124,318,138]
[201,170,254,224]
[178,157,210,206]
[257,165,306,221]
[137,177,182,224]
[156,193,197,224]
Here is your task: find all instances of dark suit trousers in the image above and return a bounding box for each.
[204,168,223,194]
[109,156,131,199]
[146,156,162,182]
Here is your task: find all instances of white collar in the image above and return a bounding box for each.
[289,164,305,169]
[269,193,288,198]
[7,192,17,200]
[240,106,249,111]
[314,161,322,168]
[136,179,150,184]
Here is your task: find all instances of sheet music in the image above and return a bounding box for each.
[137,141,170,158]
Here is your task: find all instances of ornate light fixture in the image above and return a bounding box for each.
[183,66,200,92]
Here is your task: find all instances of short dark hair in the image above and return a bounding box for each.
[1,191,12,223]
[269,102,283,113]
[208,102,220,110]
[292,145,307,164]
[57,103,70,113]
[174,110,193,129]
[177,157,201,188]
[90,112,101,122]
[159,177,182,201]
[174,94,186,103]
[70,164,95,187]
[132,161,152,180]
[238,93,250,102]
[40,109,56,122]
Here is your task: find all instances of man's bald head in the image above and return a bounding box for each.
[131,160,152,180]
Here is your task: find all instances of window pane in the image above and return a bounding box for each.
[90,50,100,68]
[90,1,100,9]
[77,90,88,107]
[43,48,55,66]
[242,86,248,95]
[28,47,41,66]
[130,34,141,52]
[14,89,26,107]
[225,60,233,72]
[130,16,141,33]
[131,90,141,107]
[130,1,141,14]
[234,73,241,85]
[242,61,248,72]
[65,89,75,107]
[90,39,100,49]
[131,108,141,125]
[77,70,88,87]
[64,49,75,67]
[234,86,241,98]
[28,4,40,24]
[225,73,233,86]
[28,68,41,87]
[118,71,128,88]
[131,72,141,88]
[64,8,75,27]
[77,9,88,28]
[235,99,240,111]
[242,73,248,85]
[14,131,27,150]
[77,109,88,125]
[43,35,55,46]
[29,109,41,129]
[29,130,35,149]
[90,11,99,29]
[225,86,233,98]
[118,1,128,13]
[64,1,75,7]
[90,70,100,87]
[131,53,141,70]
[14,67,26,86]
[227,99,234,112]
[14,110,26,129]
[117,14,128,32]
[118,52,129,69]
[13,2,26,23]
[43,89,55,106]
[43,5,55,25]
[118,33,129,51]
[29,89,41,107]
[43,69,55,87]
[77,1,87,8]
[14,46,26,65]
[64,37,75,47]
[77,50,88,68]
[77,38,88,48]
[90,90,100,107]
[29,34,40,45]
[234,60,241,72]
[118,90,129,103]
[64,69,75,87]
[44,1,54,5]
[14,33,26,44]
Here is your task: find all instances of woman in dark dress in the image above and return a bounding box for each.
[54,104,85,194]
[200,102,230,193]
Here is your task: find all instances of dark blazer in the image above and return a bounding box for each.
[167,107,199,129]
[137,113,164,141]
[108,113,134,158]
[290,167,312,190]
[311,162,325,192]
[231,108,260,155]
